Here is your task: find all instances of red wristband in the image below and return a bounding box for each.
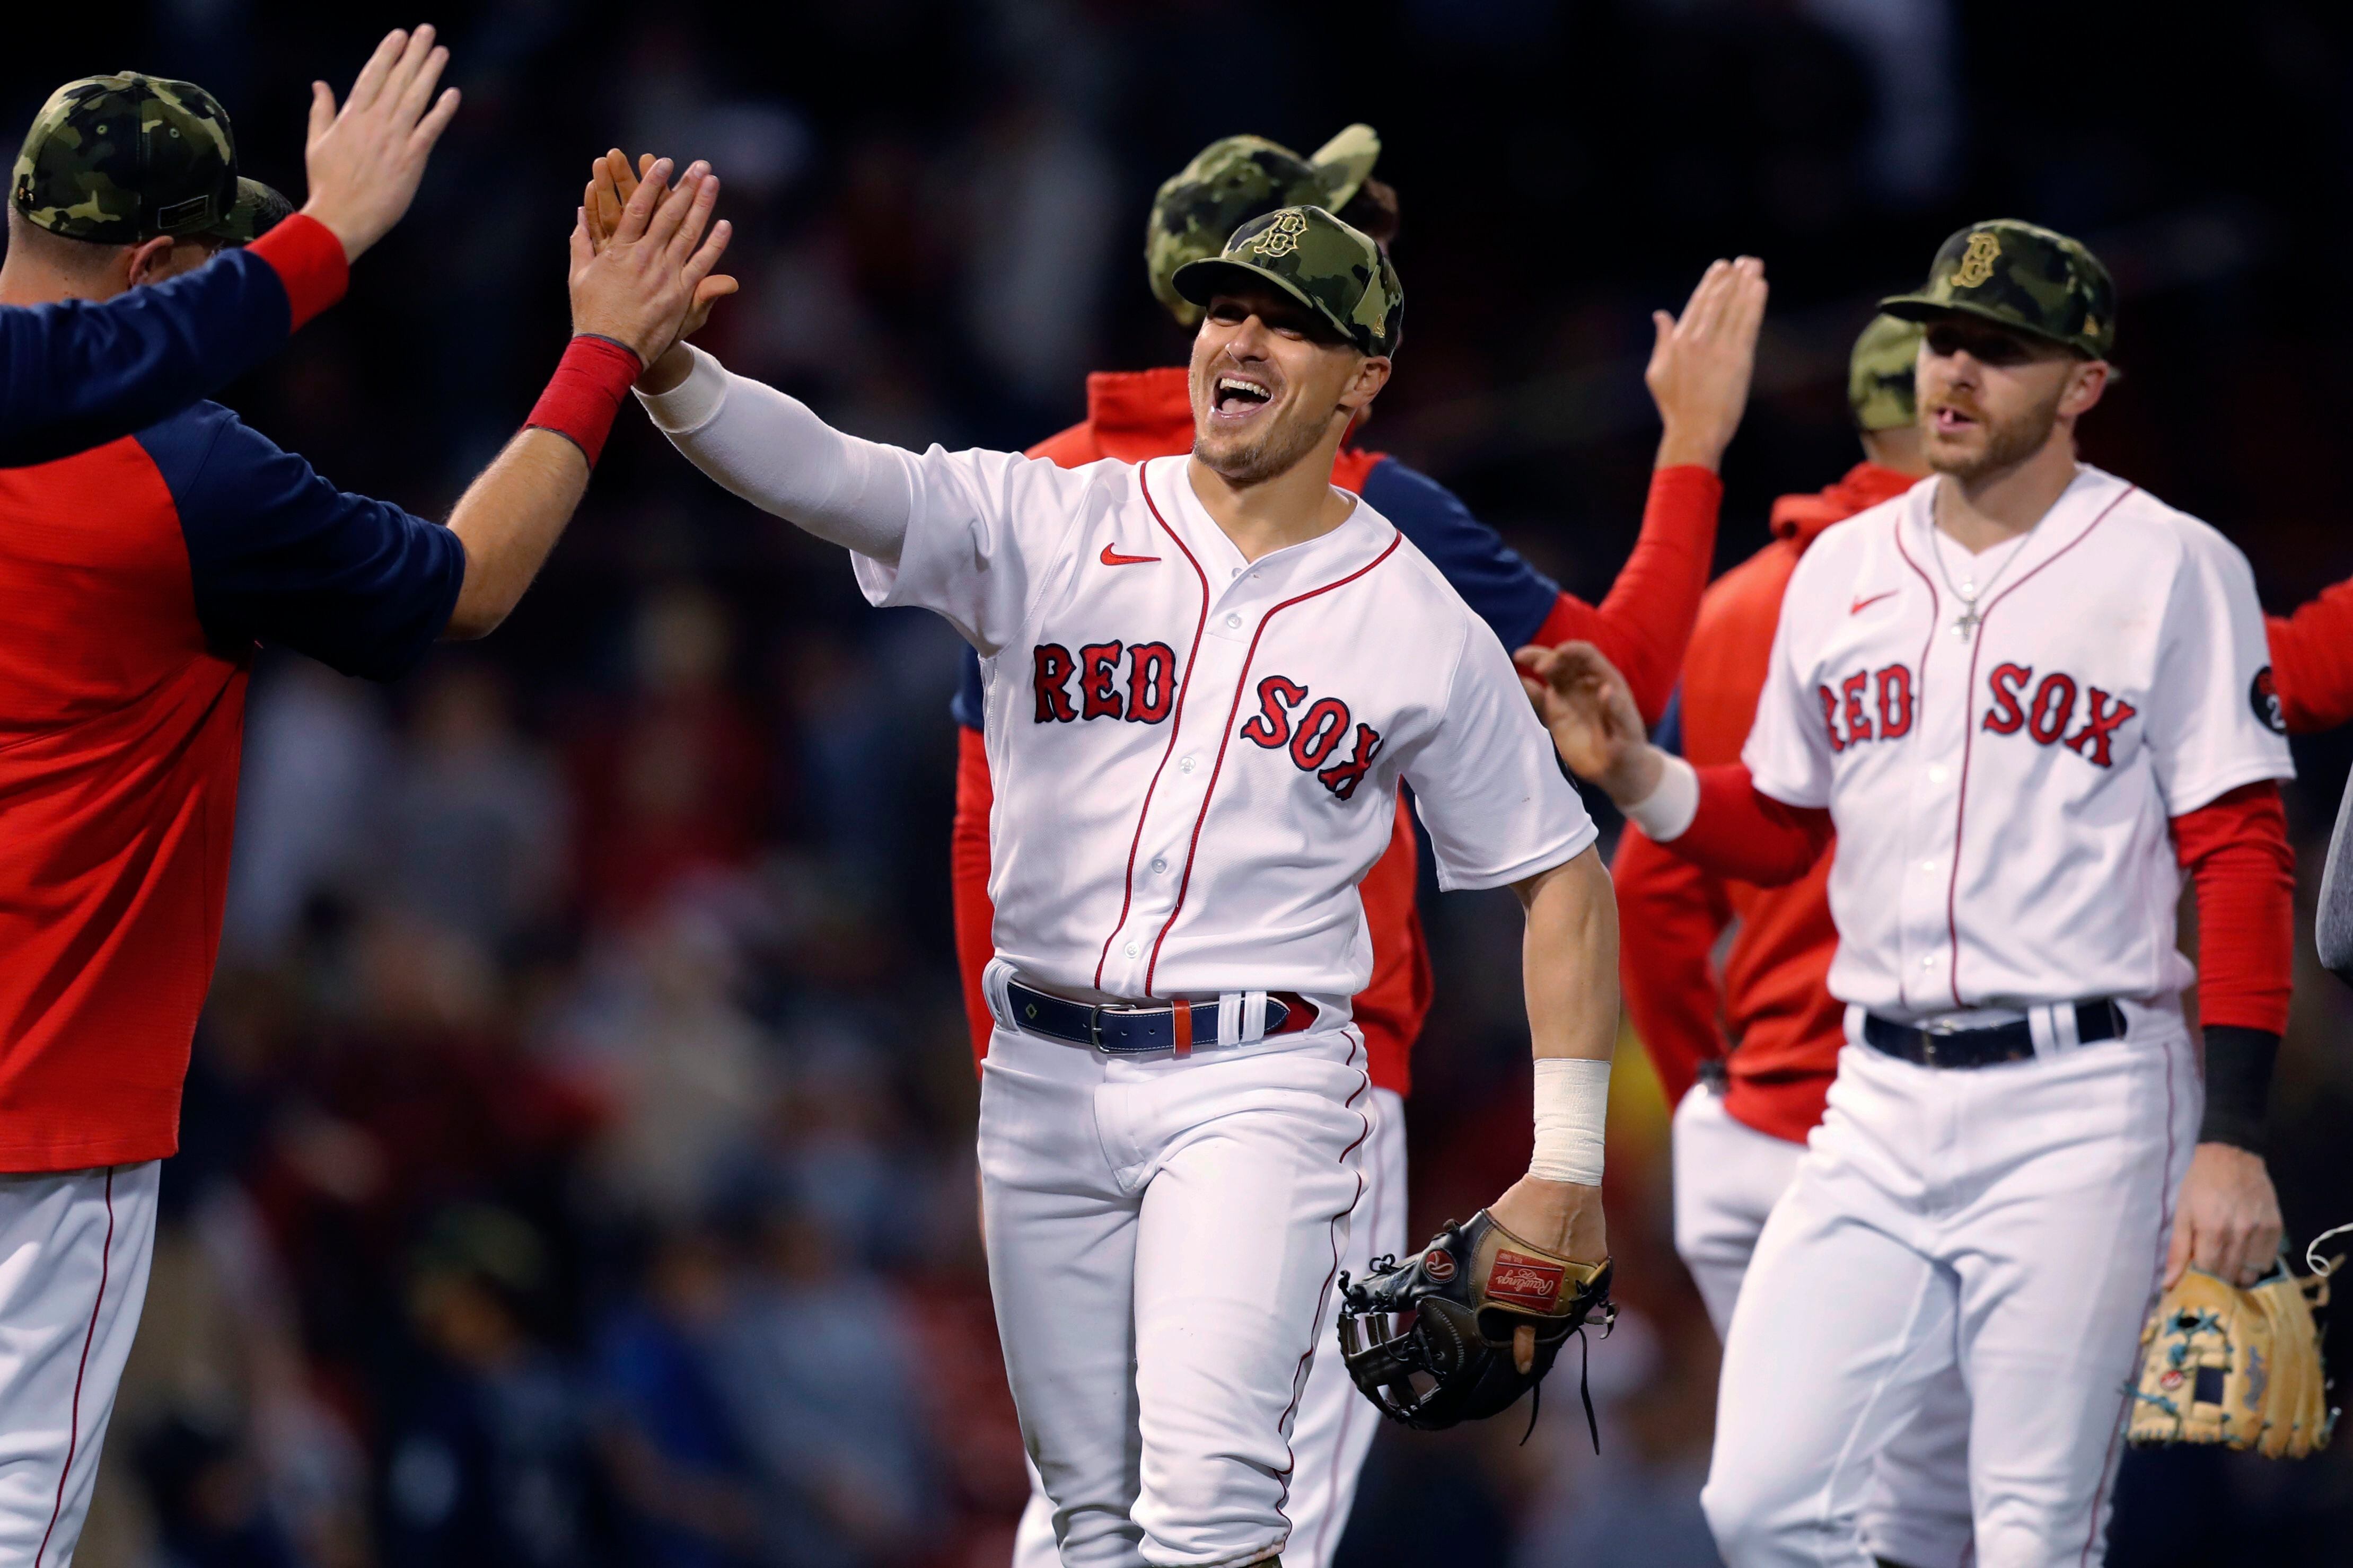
[247,214,349,332]
[525,335,643,467]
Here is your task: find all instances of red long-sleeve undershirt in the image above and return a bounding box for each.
[2173,781,2295,1035]
[1531,466,1723,727]
[1661,768,2291,1033]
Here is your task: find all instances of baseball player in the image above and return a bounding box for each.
[960,133,1753,1568]
[0,66,728,1560]
[1616,316,1974,1568]
[630,206,1622,1568]
[589,133,1755,1565]
[1525,220,2296,1566]
[0,26,458,466]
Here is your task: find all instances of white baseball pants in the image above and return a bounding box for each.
[979,1023,1374,1568]
[1673,1082,1974,1568]
[1008,1086,1406,1568]
[0,1162,160,1568]
[1701,1007,2196,1568]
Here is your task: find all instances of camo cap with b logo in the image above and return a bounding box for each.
[1171,205,1403,358]
[1146,125,1381,327]
[1880,218,2116,360]
[12,72,291,246]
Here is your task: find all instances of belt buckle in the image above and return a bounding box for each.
[1918,1016,1963,1069]
[1088,1000,1152,1054]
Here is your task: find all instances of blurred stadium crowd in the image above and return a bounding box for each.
[8,2,2353,1565]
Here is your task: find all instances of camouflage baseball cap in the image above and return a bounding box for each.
[1171,205,1403,358]
[1848,314,1922,433]
[12,72,289,246]
[1147,125,1381,326]
[1879,219,2116,360]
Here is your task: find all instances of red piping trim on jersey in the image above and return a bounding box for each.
[1275,1033,1372,1538]
[1887,521,1943,1013]
[1144,533,1405,995]
[2082,1029,2180,1565]
[1311,1101,1387,1567]
[1094,464,1213,990]
[1933,487,2135,1007]
[34,1167,114,1568]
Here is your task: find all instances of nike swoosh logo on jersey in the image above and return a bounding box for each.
[1850,590,1898,615]
[1101,545,1161,566]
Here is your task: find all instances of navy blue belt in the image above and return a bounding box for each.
[1863,999,2125,1070]
[1005,980,1311,1055]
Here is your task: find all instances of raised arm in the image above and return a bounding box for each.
[0,26,459,467]
[438,159,731,638]
[1524,259,1766,721]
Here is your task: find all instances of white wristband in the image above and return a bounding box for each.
[1530,1056,1610,1185]
[1621,751,1700,842]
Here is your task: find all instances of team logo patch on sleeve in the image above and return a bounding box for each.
[1484,1248,1566,1310]
[2250,666,2286,735]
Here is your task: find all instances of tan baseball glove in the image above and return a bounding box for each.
[2127,1235,2341,1459]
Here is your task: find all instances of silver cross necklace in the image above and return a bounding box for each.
[1929,491,2035,641]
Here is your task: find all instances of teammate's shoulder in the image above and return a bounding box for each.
[1023,419,1101,467]
[131,399,254,490]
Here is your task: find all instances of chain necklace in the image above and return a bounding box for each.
[1929,489,2036,641]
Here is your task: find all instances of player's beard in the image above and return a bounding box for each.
[1926,381,2066,483]
[1194,400,1332,488]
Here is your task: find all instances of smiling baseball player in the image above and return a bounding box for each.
[1525,220,2296,1567]
[631,206,1621,1568]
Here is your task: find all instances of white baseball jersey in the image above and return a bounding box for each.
[1743,465,2291,1017]
[854,451,1595,1009]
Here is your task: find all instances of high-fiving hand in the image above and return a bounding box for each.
[1515,641,1663,807]
[567,158,734,369]
[299,25,463,263]
[586,150,740,343]
[1647,256,1769,471]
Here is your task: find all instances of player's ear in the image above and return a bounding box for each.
[2060,358,2111,420]
[1340,354,1391,416]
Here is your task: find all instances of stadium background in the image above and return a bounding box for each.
[7,2,2352,1564]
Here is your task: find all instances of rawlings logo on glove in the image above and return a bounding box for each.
[1335,1209,1613,1442]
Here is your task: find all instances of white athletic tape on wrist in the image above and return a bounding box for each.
[1530,1056,1610,1185]
[1621,751,1700,842]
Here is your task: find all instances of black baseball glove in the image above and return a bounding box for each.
[1336,1208,1613,1443]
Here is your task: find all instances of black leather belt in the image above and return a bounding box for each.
[1005,980,1310,1055]
[1863,999,2126,1069]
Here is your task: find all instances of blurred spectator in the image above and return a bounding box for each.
[552,900,779,1223]
[572,585,772,917]
[592,1227,765,1568]
[224,663,393,961]
[710,1199,934,1568]
[383,663,570,953]
[382,1207,603,1568]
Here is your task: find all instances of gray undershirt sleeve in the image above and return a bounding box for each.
[2316,773,2353,983]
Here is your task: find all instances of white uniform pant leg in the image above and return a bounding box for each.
[1943,1027,2196,1568]
[1859,1370,1974,1568]
[1670,1082,1805,1340]
[1701,1054,1964,1568]
[1125,1032,1372,1568]
[1671,1083,1977,1568]
[981,1030,1148,1568]
[1012,1459,1059,1568]
[1261,1087,1405,1568]
[0,1162,160,1568]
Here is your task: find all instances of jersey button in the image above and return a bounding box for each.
[1125,940,1141,958]
[1920,955,1937,970]
[1150,856,1169,874]
[1929,764,1951,785]
[1225,613,1244,630]
[1179,755,1197,773]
